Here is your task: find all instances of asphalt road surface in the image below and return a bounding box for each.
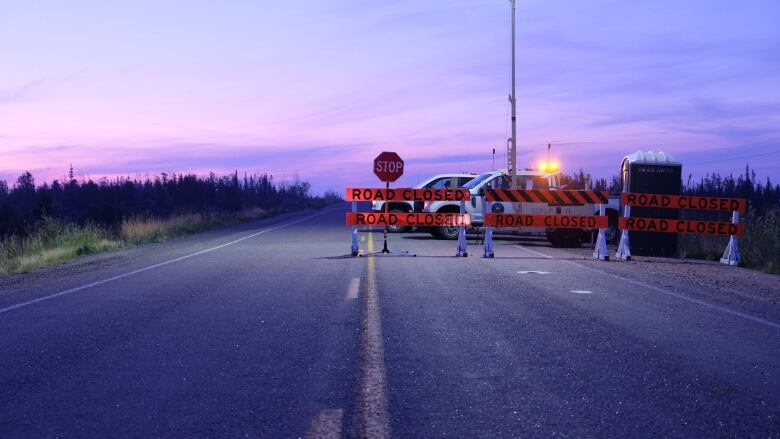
[1,204,778,438]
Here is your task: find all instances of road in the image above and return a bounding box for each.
[0,203,778,438]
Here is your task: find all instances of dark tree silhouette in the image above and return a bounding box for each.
[0,170,331,237]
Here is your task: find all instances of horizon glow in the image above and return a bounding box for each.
[2,0,779,193]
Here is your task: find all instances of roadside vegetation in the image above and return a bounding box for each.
[567,166,780,274]
[678,207,780,274]
[677,167,780,274]
[0,217,122,275]
[0,169,341,276]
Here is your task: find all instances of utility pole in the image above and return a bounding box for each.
[509,0,518,188]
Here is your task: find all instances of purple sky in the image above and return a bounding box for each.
[2,0,779,193]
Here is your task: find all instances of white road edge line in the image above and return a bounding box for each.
[518,245,780,330]
[346,277,360,300]
[355,233,391,438]
[0,207,339,315]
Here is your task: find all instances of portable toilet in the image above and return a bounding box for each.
[620,151,682,257]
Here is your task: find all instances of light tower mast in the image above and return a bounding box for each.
[508,0,518,188]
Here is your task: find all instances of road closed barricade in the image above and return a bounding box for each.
[482,189,611,260]
[485,213,605,229]
[346,212,470,228]
[615,193,746,265]
[347,188,470,203]
[345,188,471,257]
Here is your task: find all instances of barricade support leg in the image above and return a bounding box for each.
[350,201,360,257]
[457,200,468,257]
[483,200,494,258]
[720,211,740,266]
[593,204,609,261]
[615,205,631,261]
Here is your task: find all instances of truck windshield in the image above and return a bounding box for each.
[463,172,494,189]
[526,176,550,189]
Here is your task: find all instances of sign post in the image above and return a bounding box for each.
[364,152,414,257]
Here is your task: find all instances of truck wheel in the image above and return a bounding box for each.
[546,229,581,248]
[605,211,619,244]
[586,210,619,244]
[432,224,460,240]
[387,208,411,233]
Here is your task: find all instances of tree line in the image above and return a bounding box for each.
[0,169,334,237]
[1,165,777,238]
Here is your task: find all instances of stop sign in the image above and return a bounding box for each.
[373,151,404,182]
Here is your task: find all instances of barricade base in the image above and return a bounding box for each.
[456,226,468,257]
[593,228,609,261]
[720,236,740,266]
[615,229,631,261]
[483,227,495,258]
[351,227,360,257]
[456,200,468,257]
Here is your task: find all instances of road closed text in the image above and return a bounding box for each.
[619,218,744,236]
[346,212,471,227]
[346,188,470,201]
[621,193,746,213]
[485,214,607,229]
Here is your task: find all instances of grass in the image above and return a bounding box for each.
[740,207,780,274]
[0,204,326,277]
[120,207,293,244]
[0,217,122,275]
[121,212,231,244]
[678,207,780,274]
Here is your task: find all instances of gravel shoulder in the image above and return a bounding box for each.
[536,242,780,323]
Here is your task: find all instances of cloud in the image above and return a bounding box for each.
[0,78,48,105]
[408,153,492,166]
[82,142,368,174]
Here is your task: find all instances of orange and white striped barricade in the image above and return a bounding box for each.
[345,188,471,257]
[484,189,610,259]
[618,193,747,264]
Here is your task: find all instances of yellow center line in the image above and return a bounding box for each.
[355,232,391,438]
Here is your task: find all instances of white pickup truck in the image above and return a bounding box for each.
[423,170,620,246]
[371,173,477,232]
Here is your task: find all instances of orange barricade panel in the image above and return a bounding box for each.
[345,188,470,201]
[485,189,608,205]
[620,193,746,213]
[485,214,607,229]
[619,217,744,236]
[346,212,471,227]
